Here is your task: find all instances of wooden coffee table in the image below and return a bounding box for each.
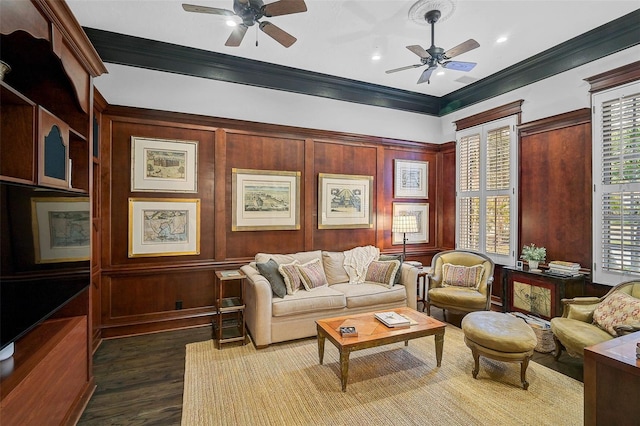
[315,307,446,391]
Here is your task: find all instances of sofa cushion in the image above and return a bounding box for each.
[592,291,640,336]
[331,283,406,308]
[256,259,287,298]
[442,263,484,289]
[379,254,403,285]
[256,250,322,267]
[365,260,400,288]
[322,251,349,285]
[278,261,303,295]
[551,317,614,357]
[271,286,346,317]
[296,258,329,291]
[428,286,487,310]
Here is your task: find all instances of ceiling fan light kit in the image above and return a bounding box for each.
[183,0,307,48]
[387,2,479,85]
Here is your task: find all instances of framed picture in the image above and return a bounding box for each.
[392,202,429,244]
[232,169,301,231]
[318,173,373,229]
[131,136,198,192]
[394,159,428,198]
[128,198,200,257]
[31,197,90,263]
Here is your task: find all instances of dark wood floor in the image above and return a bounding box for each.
[78,308,583,425]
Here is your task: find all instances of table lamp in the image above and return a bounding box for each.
[392,215,419,262]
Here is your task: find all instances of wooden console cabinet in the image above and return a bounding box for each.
[502,266,585,319]
[584,331,640,426]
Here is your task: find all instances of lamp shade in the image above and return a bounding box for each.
[392,215,418,234]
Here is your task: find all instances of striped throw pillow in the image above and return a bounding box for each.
[296,258,329,291]
[365,260,400,288]
[441,263,484,289]
[278,260,302,295]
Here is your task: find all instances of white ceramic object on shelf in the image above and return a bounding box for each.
[0,60,11,81]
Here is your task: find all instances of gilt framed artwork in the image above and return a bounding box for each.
[128,198,200,257]
[318,173,373,229]
[131,137,198,192]
[394,159,428,199]
[232,168,301,231]
[31,197,91,263]
[392,202,429,244]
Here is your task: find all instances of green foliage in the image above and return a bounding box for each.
[520,243,546,261]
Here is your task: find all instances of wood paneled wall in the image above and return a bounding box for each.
[518,109,592,270]
[98,106,449,337]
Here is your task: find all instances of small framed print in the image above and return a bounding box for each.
[394,159,428,199]
[392,202,429,245]
[131,137,198,192]
[232,168,301,231]
[516,260,524,270]
[31,197,90,263]
[318,173,374,229]
[128,198,200,257]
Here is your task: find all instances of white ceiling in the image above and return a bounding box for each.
[67,0,639,98]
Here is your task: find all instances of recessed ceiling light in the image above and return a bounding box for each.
[437,70,445,76]
[226,19,237,27]
[371,54,381,61]
[496,36,508,43]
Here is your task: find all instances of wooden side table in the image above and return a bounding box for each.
[213,270,247,348]
[416,267,431,312]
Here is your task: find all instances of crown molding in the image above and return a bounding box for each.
[84,9,639,117]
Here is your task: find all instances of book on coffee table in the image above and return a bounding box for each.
[374,311,411,328]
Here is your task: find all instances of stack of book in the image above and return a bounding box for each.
[546,261,581,277]
[636,342,640,360]
[374,312,410,328]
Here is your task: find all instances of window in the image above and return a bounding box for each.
[456,117,517,265]
[592,82,640,285]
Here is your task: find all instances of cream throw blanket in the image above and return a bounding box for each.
[343,245,379,284]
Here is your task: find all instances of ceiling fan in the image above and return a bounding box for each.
[386,9,480,84]
[182,0,307,48]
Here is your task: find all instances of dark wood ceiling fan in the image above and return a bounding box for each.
[386,9,480,84]
[183,0,307,48]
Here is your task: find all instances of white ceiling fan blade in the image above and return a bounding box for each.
[385,64,423,74]
[259,21,297,47]
[444,39,480,59]
[225,24,248,47]
[443,61,477,72]
[182,4,235,16]
[417,66,437,84]
[406,45,430,59]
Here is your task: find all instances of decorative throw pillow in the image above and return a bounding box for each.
[256,258,287,298]
[379,254,403,285]
[441,263,484,289]
[592,292,640,336]
[365,260,400,288]
[296,258,329,291]
[322,251,349,285]
[278,260,302,295]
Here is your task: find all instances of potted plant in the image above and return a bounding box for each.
[521,243,546,272]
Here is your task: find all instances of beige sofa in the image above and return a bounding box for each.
[240,248,419,348]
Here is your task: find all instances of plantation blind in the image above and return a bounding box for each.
[593,82,640,284]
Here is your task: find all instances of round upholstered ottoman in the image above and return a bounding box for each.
[461,311,538,389]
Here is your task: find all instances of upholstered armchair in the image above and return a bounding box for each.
[425,250,495,321]
[550,280,640,360]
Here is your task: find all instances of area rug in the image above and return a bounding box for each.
[181,325,583,425]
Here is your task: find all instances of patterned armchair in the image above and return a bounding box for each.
[550,280,640,359]
[425,250,495,321]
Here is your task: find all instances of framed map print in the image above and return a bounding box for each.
[318,173,373,229]
[128,198,200,257]
[394,159,428,198]
[131,137,198,192]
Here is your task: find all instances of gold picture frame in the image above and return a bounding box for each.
[318,173,374,229]
[31,197,90,263]
[394,159,428,199]
[232,168,301,231]
[128,198,200,257]
[131,136,198,193]
[392,202,429,244]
